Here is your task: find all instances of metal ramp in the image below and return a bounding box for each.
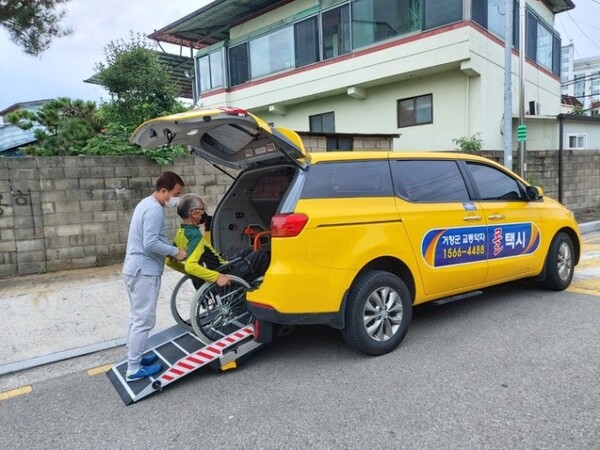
[107,324,262,405]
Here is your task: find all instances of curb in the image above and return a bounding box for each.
[0,337,125,377]
[579,220,600,235]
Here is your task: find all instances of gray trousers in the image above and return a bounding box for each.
[123,272,161,373]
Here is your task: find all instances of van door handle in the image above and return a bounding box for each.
[488,214,505,220]
[463,216,482,221]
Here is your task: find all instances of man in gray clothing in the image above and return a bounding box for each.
[123,171,186,382]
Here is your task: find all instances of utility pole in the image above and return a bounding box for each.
[503,0,513,170]
[518,0,527,177]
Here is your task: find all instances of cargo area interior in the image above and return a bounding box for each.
[212,164,296,257]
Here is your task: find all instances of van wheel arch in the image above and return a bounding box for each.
[353,256,416,302]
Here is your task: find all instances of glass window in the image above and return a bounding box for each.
[553,34,561,75]
[397,94,433,127]
[487,0,506,38]
[423,0,462,31]
[295,17,320,67]
[309,112,335,133]
[472,1,560,75]
[326,136,353,151]
[210,51,223,89]
[566,133,586,150]
[322,5,351,59]
[301,161,393,198]
[466,162,525,201]
[229,43,249,87]
[250,26,294,79]
[526,10,537,61]
[198,55,211,93]
[197,50,224,93]
[352,0,422,49]
[472,0,517,41]
[536,22,553,70]
[391,160,470,202]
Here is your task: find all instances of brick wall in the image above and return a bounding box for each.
[1,150,599,278]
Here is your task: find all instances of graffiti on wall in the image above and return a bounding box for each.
[0,188,36,234]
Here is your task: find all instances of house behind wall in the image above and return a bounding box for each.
[155,0,572,151]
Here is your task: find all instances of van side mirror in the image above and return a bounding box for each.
[526,185,543,201]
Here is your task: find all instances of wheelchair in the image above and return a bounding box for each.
[170,228,270,342]
[170,250,266,343]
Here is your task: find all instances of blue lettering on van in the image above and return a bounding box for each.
[422,223,540,267]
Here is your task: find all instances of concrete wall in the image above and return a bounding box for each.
[480,149,600,212]
[0,156,233,278]
[1,151,598,278]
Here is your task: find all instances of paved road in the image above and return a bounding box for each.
[0,282,598,449]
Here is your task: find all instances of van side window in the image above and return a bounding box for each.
[301,161,393,198]
[391,160,470,202]
[466,162,525,201]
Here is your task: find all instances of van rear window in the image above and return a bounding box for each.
[301,161,393,198]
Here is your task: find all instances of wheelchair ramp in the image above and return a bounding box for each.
[107,324,262,405]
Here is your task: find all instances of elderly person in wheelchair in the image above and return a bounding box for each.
[166,193,269,342]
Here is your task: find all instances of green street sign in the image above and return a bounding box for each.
[517,124,527,142]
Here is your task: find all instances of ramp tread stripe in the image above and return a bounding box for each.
[196,351,212,359]
[111,367,135,400]
[170,368,184,376]
[216,341,227,348]
[187,356,204,364]
[206,346,221,355]
[171,340,191,355]
[162,374,174,381]
[178,361,195,370]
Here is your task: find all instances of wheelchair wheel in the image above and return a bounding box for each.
[170,275,199,331]
[190,275,253,344]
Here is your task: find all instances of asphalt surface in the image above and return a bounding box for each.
[0,284,598,449]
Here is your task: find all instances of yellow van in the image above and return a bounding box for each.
[132,107,581,355]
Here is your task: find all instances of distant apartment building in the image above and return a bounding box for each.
[561,43,600,116]
[151,0,574,151]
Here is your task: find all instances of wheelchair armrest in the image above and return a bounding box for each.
[216,257,243,273]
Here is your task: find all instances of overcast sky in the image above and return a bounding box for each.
[0,0,209,110]
[0,0,599,112]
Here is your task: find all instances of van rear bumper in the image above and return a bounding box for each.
[247,301,345,330]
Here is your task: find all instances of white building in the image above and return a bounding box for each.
[561,43,600,115]
[151,0,574,151]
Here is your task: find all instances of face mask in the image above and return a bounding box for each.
[166,196,180,208]
[199,212,208,224]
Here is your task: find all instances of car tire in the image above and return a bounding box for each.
[542,231,575,291]
[341,270,412,356]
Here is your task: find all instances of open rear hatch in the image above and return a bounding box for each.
[130,107,307,171]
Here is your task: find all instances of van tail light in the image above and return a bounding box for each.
[270,213,308,237]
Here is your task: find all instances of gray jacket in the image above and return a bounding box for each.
[122,195,178,276]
